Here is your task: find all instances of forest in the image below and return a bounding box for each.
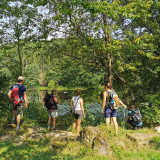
[0,0,160,159]
[1,0,159,122]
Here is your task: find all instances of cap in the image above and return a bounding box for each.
[18,76,25,81]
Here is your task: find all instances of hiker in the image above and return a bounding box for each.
[71,89,85,134]
[101,82,119,135]
[127,105,143,129]
[43,89,58,130]
[8,76,27,130]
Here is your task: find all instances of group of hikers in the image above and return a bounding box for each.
[8,76,143,134]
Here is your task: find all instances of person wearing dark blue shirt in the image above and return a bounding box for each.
[8,76,27,130]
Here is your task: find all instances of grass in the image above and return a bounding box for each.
[0,100,159,160]
[150,136,160,150]
[0,122,160,160]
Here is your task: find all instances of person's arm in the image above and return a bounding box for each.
[128,111,131,120]
[80,98,85,118]
[53,97,58,104]
[119,99,127,108]
[24,92,27,108]
[8,90,11,98]
[71,98,73,108]
[101,91,107,114]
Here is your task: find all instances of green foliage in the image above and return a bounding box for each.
[48,80,57,88]
[141,93,160,127]
[23,64,41,88]
[0,68,11,90]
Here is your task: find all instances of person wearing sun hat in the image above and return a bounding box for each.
[8,76,27,130]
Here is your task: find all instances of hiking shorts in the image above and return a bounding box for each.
[48,110,58,118]
[13,103,24,115]
[74,110,83,119]
[104,107,117,118]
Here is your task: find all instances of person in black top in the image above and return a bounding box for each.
[43,89,58,130]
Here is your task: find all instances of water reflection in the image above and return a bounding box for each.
[27,89,128,123]
[27,89,103,104]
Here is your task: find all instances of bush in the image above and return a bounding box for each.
[141,93,160,127]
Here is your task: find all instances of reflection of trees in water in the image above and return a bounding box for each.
[27,89,102,103]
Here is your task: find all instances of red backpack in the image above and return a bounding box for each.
[10,85,24,106]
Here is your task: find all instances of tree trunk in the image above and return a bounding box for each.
[102,15,113,83]
[101,1,113,84]
[108,52,112,83]
[18,38,23,75]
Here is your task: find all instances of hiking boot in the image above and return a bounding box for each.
[134,127,138,130]
[15,126,20,131]
[51,127,55,130]
[11,119,15,124]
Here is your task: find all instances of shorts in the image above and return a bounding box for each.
[13,103,24,115]
[48,110,58,118]
[74,110,83,119]
[104,107,117,118]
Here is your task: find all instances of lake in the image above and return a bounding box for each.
[27,89,128,123]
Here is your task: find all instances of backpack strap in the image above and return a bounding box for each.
[73,96,80,109]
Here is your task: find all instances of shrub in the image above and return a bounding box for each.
[141,93,160,127]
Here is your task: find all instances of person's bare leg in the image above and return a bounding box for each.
[48,117,51,129]
[111,117,118,135]
[106,118,110,129]
[76,119,81,134]
[16,114,21,129]
[11,109,16,123]
[52,118,56,128]
[73,119,77,131]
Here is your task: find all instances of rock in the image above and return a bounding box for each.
[92,135,109,155]
[0,135,11,141]
[6,124,16,128]
[26,128,34,134]
[27,133,46,140]
[126,133,160,145]
[38,127,46,133]
[80,127,101,147]
[46,132,56,138]
[117,141,125,147]
[155,126,160,133]
[15,141,23,146]
[47,130,79,141]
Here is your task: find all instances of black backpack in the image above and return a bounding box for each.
[44,94,57,109]
[131,110,142,124]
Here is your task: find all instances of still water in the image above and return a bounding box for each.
[27,89,127,122]
[27,89,103,104]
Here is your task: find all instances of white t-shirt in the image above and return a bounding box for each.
[72,96,81,111]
